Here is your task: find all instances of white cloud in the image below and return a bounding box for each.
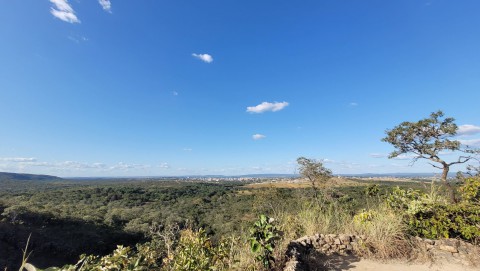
[252,134,266,140]
[110,162,151,170]
[183,148,192,151]
[159,163,170,169]
[246,101,289,113]
[349,102,358,106]
[457,124,480,136]
[393,154,418,160]
[25,161,108,169]
[172,91,179,96]
[98,0,112,12]
[50,0,80,23]
[370,153,387,158]
[192,53,213,63]
[0,157,37,162]
[459,139,480,147]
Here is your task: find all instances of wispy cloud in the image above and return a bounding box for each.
[68,35,88,43]
[109,162,151,170]
[349,102,358,107]
[1,159,152,171]
[159,163,170,169]
[172,91,179,96]
[0,157,37,162]
[28,161,108,169]
[252,134,266,140]
[457,124,480,136]
[50,0,80,23]
[98,0,112,13]
[370,153,387,158]
[393,154,418,160]
[246,101,289,114]
[183,148,192,151]
[459,139,480,147]
[369,153,420,160]
[192,53,213,63]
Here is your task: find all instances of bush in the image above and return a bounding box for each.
[407,203,480,241]
[387,179,480,242]
[167,228,232,271]
[459,177,480,203]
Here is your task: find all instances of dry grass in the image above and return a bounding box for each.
[347,204,413,260]
[274,200,415,262]
[244,177,363,189]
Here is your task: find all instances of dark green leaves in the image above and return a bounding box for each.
[248,215,280,270]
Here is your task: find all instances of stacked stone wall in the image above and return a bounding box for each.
[284,234,480,271]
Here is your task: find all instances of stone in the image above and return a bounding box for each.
[439,245,459,253]
[440,239,460,248]
[334,239,341,245]
[339,234,351,243]
[423,238,435,245]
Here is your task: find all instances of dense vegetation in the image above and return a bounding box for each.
[0,177,401,270]
[4,175,479,270]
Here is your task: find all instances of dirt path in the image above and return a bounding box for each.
[345,259,479,271]
[316,255,479,271]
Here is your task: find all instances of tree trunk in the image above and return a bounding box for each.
[441,165,457,203]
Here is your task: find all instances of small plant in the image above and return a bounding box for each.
[169,228,232,271]
[353,209,378,225]
[19,234,36,271]
[249,215,280,270]
[365,184,380,197]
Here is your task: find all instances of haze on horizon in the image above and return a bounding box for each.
[1,1,479,177]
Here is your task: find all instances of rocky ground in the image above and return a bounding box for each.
[284,234,480,271]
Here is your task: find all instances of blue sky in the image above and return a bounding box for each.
[1,0,479,177]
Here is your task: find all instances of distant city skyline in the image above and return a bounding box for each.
[1,1,479,177]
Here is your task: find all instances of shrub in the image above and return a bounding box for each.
[387,180,480,242]
[459,177,480,203]
[168,228,232,271]
[249,215,280,270]
[407,203,480,241]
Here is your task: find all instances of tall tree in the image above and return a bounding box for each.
[382,110,479,202]
[296,157,332,199]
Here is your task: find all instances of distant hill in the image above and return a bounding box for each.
[0,172,63,181]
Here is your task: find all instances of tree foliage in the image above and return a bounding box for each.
[382,110,479,201]
[296,157,332,199]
